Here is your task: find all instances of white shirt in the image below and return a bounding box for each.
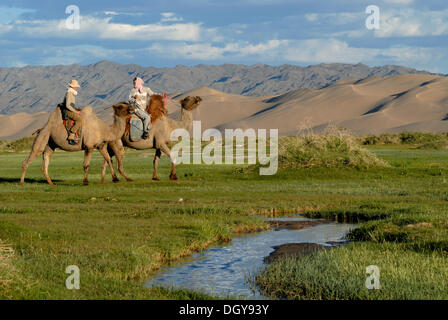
[128,86,155,111]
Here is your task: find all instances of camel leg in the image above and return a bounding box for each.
[20,151,39,186]
[41,144,55,186]
[152,148,162,181]
[98,144,119,183]
[83,149,93,186]
[20,129,51,185]
[159,143,177,181]
[109,141,132,182]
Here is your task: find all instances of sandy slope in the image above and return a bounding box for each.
[0,112,49,140]
[215,74,448,135]
[1,74,448,140]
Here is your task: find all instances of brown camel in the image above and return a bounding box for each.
[102,95,201,181]
[20,103,134,186]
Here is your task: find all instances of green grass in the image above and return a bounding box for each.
[254,242,448,300]
[1,137,448,299]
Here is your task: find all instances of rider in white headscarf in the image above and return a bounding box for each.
[128,77,158,139]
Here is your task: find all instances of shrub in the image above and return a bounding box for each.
[0,137,35,152]
[276,126,389,170]
[361,132,448,146]
[417,139,448,150]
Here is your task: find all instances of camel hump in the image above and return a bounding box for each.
[80,105,94,115]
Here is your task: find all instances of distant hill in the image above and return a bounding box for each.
[0,61,434,115]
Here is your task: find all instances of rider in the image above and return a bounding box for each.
[128,77,156,140]
[60,80,82,145]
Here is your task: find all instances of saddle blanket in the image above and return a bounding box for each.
[63,120,81,137]
[130,119,144,142]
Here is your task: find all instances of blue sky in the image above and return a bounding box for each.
[0,0,447,72]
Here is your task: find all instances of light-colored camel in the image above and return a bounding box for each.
[102,95,201,181]
[20,103,134,186]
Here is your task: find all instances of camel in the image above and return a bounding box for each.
[19,103,134,186]
[102,94,202,181]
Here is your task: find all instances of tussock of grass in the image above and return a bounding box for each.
[0,239,28,299]
[277,127,389,170]
[0,240,14,286]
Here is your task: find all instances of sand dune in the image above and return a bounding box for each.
[0,112,49,140]
[1,73,448,140]
[215,74,448,135]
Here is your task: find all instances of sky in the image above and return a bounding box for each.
[0,0,447,73]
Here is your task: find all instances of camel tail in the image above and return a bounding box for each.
[32,128,43,136]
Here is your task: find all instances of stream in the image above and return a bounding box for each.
[147,216,357,299]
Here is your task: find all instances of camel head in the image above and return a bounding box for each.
[180,96,202,111]
[112,102,134,118]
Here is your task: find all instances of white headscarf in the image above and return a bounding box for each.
[68,87,78,96]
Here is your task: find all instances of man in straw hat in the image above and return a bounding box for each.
[59,79,82,145]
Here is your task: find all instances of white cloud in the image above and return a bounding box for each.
[2,15,218,42]
[104,11,119,16]
[375,8,448,38]
[382,0,414,5]
[283,39,443,72]
[148,40,286,60]
[161,12,183,22]
[319,8,448,39]
[146,38,443,72]
[301,6,448,39]
[0,6,35,24]
[305,13,319,22]
[5,38,443,73]
[103,11,143,17]
[304,12,360,25]
[0,24,13,34]
[1,6,445,73]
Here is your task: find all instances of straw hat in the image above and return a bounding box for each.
[68,79,80,88]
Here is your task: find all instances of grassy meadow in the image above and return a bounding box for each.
[1,131,448,299]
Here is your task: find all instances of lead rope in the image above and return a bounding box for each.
[163,92,168,112]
